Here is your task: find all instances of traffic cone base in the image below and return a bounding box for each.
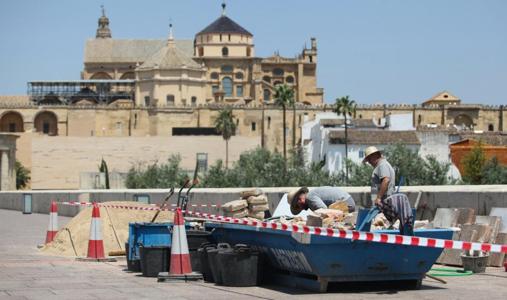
[158,208,202,282]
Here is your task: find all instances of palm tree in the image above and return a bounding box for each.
[334,96,357,182]
[274,84,295,175]
[214,107,237,169]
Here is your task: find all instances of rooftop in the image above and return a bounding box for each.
[329,130,420,145]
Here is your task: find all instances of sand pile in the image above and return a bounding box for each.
[41,201,174,257]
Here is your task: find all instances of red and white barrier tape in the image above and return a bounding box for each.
[57,202,219,208]
[56,202,507,254]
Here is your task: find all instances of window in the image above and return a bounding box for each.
[273,68,284,76]
[262,76,271,83]
[210,72,219,80]
[236,85,243,97]
[198,47,204,57]
[228,34,231,41]
[251,122,256,131]
[166,95,175,106]
[359,114,363,119]
[212,85,219,95]
[134,194,150,204]
[222,47,229,57]
[220,34,222,41]
[144,96,150,107]
[191,96,197,106]
[235,72,243,80]
[418,114,422,125]
[9,123,16,132]
[488,124,494,131]
[267,117,271,129]
[221,65,233,73]
[309,56,313,63]
[263,89,271,101]
[222,77,233,97]
[246,47,251,57]
[286,76,294,84]
[359,150,365,159]
[197,153,208,172]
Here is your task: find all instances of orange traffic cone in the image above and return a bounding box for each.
[45,201,58,244]
[77,203,116,262]
[158,208,202,281]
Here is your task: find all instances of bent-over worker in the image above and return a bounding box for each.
[287,186,356,215]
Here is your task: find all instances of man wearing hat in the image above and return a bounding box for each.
[287,186,355,215]
[362,146,395,206]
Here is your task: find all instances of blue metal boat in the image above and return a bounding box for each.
[207,222,453,292]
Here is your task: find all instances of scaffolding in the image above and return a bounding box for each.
[27,80,135,105]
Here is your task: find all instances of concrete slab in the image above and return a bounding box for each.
[489,207,507,232]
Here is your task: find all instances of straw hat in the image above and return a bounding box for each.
[362,146,381,163]
[287,187,309,215]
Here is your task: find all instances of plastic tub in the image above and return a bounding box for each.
[461,255,489,273]
[187,230,212,250]
[140,246,170,277]
[207,243,232,285]
[218,245,259,287]
[199,244,217,282]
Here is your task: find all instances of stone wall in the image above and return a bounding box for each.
[25,135,260,189]
[2,185,506,220]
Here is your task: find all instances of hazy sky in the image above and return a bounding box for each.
[1,0,506,105]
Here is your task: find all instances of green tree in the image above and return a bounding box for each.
[333,96,357,182]
[125,155,187,189]
[423,155,451,185]
[214,107,237,169]
[343,159,373,186]
[15,160,30,189]
[99,158,110,189]
[481,156,507,184]
[462,143,486,184]
[274,84,295,176]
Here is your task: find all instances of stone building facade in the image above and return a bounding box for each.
[0,5,505,190]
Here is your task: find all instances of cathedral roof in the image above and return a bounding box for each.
[137,38,201,70]
[84,39,193,64]
[197,15,252,36]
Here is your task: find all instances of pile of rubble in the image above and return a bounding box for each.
[222,188,269,220]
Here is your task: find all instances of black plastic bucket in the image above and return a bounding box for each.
[139,246,170,277]
[126,242,141,272]
[218,244,259,287]
[187,230,212,250]
[199,243,217,282]
[207,243,232,284]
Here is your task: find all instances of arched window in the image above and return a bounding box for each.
[263,89,271,101]
[166,95,175,106]
[191,96,197,106]
[34,111,58,136]
[120,72,135,79]
[262,76,271,83]
[221,65,233,73]
[210,72,219,80]
[286,76,294,84]
[222,47,229,57]
[273,68,284,76]
[235,72,243,80]
[90,72,112,80]
[0,111,24,132]
[488,124,494,131]
[222,77,233,97]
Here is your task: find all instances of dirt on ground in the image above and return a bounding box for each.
[41,201,174,257]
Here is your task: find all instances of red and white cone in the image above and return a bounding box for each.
[169,208,192,275]
[158,208,202,281]
[87,203,105,259]
[45,201,58,244]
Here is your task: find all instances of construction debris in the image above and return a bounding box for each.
[222,188,269,220]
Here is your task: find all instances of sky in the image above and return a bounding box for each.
[0,0,506,105]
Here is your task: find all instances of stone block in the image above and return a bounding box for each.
[489,232,507,267]
[432,208,459,228]
[489,207,507,232]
